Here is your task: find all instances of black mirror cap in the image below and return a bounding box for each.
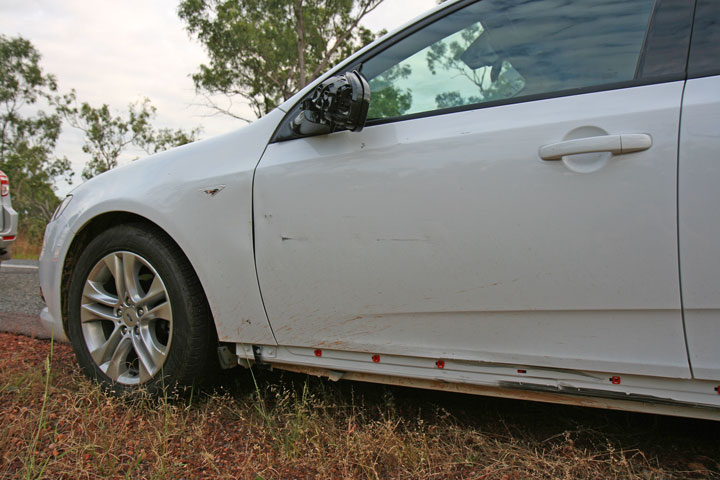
[291,70,371,135]
[343,70,371,132]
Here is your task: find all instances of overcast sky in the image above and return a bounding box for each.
[0,0,438,195]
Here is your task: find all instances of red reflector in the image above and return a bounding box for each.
[715,386,719,395]
[0,174,8,197]
[372,354,380,363]
[517,369,527,374]
[314,349,322,357]
[435,360,445,369]
[2,236,15,241]
[610,376,621,385]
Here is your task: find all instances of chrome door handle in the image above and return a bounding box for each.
[539,134,652,161]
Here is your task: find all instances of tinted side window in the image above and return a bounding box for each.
[635,0,694,79]
[688,0,720,78]
[363,0,654,120]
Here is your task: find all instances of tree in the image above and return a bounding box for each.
[0,35,73,240]
[58,94,202,179]
[178,0,386,119]
[137,126,201,155]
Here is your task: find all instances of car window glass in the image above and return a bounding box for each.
[362,0,654,120]
[688,0,720,78]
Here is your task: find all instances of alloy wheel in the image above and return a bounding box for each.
[80,251,173,385]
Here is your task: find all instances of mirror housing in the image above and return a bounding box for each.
[292,70,370,136]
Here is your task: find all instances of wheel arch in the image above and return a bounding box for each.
[60,211,214,340]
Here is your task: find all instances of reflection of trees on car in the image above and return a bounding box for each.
[363,20,527,119]
[367,64,413,118]
[426,23,525,109]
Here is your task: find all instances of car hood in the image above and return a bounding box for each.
[59,108,285,237]
[68,108,284,200]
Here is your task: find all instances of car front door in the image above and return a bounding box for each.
[678,0,720,381]
[254,0,694,378]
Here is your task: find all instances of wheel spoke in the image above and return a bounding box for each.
[102,335,133,380]
[132,328,166,381]
[137,358,152,384]
[144,301,172,322]
[81,303,119,322]
[88,326,123,365]
[103,253,126,302]
[136,276,166,309]
[82,281,118,307]
[122,253,141,303]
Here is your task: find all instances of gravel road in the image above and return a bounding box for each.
[0,260,54,340]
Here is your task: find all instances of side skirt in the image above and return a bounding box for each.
[236,344,720,421]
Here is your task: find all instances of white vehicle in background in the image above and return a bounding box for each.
[39,0,720,420]
[0,169,18,262]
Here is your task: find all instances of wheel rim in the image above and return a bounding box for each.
[80,251,173,385]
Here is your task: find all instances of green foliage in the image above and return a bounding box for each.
[57,94,202,180]
[138,126,202,156]
[178,0,386,118]
[0,35,72,241]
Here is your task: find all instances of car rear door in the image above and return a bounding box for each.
[254,0,695,377]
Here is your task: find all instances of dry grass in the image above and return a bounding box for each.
[0,333,718,479]
[9,234,42,261]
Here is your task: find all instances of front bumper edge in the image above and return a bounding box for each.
[40,307,69,343]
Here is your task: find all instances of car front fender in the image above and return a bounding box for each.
[40,109,285,346]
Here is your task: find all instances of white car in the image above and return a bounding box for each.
[39,0,720,420]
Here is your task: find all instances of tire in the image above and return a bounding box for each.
[67,223,218,394]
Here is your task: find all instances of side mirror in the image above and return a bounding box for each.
[292,70,370,136]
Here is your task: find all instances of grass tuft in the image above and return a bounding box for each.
[0,333,718,479]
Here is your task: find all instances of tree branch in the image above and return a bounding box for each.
[294,0,307,88]
[189,92,255,123]
[311,0,385,78]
